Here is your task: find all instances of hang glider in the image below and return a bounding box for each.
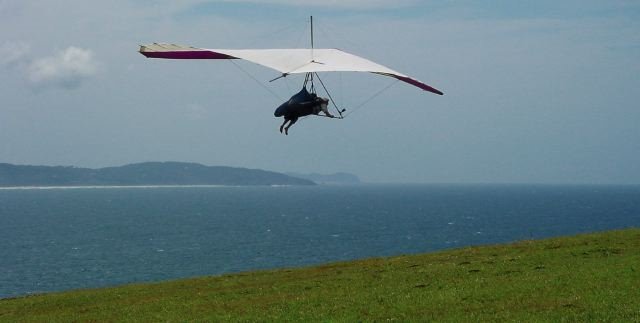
[139,43,444,96]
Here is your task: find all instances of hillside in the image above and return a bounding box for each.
[0,162,315,186]
[1,228,638,321]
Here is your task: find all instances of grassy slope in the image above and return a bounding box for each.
[1,229,639,322]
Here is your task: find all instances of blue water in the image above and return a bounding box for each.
[1,184,639,299]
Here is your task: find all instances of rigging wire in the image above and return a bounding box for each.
[339,72,344,111]
[228,18,400,121]
[284,74,291,93]
[303,72,316,94]
[303,18,401,120]
[228,60,282,101]
[294,18,311,48]
[313,72,344,119]
[317,21,372,55]
[343,79,399,118]
[244,18,307,49]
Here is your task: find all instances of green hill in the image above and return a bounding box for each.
[1,228,638,322]
[0,162,315,186]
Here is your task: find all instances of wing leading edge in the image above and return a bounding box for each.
[139,43,443,95]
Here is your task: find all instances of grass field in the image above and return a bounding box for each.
[1,228,639,322]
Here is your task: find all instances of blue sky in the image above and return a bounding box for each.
[180,1,640,20]
[1,1,639,183]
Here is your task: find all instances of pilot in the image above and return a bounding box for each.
[275,88,334,135]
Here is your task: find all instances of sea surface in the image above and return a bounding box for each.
[1,184,639,299]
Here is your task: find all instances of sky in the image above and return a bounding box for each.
[1,1,639,184]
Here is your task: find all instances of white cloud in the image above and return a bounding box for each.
[27,46,99,90]
[0,42,30,67]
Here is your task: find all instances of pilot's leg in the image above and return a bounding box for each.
[284,117,298,135]
[280,118,288,133]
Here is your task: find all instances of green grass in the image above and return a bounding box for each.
[2,229,639,322]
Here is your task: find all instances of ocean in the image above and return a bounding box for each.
[1,184,639,299]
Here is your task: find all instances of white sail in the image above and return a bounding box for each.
[139,43,443,95]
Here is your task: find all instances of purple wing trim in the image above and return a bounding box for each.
[373,72,443,95]
[391,75,444,95]
[141,50,237,60]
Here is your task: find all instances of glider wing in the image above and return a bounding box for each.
[139,43,443,95]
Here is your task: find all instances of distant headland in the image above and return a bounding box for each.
[285,172,361,185]
[0,162,316,187]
